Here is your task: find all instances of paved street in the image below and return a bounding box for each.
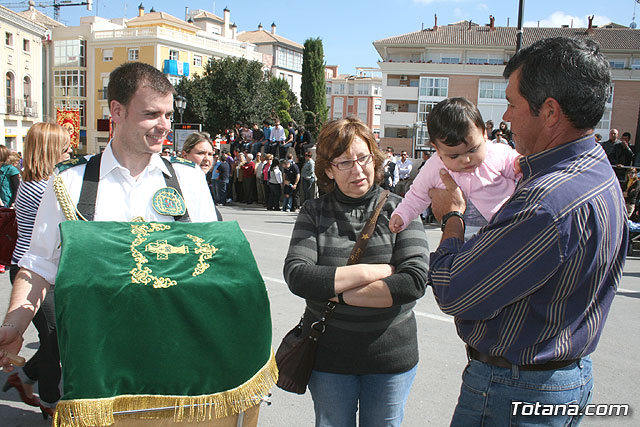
[1,203,639,426]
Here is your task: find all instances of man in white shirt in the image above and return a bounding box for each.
[269,119,286,157]
[395,150,413,196]
[0,62,217,370]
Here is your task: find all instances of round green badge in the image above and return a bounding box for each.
[152,187,186,217]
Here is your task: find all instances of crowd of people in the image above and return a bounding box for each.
[0,36,632,427]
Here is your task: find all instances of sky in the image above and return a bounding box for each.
[5,0,638,74]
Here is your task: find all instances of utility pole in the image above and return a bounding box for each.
[516,0,525,51]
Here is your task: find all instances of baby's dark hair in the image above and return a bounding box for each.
[426,97,486,147]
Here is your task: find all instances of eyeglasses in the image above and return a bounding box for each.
[330,153,373,170]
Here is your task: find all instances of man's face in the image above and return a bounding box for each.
[111,86,173,156]
[610,129,619,141]
[503,68,545,156]
[401,152,407,160]
[621,135,630,145]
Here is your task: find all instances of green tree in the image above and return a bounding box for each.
[175,58,303,135]
[301,38,327,136]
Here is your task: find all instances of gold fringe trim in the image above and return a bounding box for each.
[53,350,278,427]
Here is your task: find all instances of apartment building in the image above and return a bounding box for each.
[374,18,640,154]
[325,66,382,139]
[0,5,48,151]
[237,23,303,100]
[48,5,262,154]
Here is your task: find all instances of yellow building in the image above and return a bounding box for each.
[49,4,262,154]
[0,5,49,151]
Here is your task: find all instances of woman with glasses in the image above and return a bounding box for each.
[283,117,429,426]
[3,123,70,419]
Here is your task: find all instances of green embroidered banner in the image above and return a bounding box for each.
[54,220,276,426]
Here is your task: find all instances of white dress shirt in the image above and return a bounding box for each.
[271,125,286,142]
[19,143,217,284]
[397,158,413,180]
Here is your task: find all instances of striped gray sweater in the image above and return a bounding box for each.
[284,184,429,374]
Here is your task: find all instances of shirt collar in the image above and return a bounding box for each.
[520,134,597,179]
[100,142,172,179]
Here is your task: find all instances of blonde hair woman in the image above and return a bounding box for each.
[3,122,70,419]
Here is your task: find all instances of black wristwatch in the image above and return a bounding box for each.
[441,211,465,231]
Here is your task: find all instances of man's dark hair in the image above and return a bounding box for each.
[426,97,486,147]
[108,62,175,107]
[503,37,611,130]
[622,132,632,139]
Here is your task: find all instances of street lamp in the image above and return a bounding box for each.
[174,95,186,123]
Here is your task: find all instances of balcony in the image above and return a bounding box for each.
[93,27,263,62]
[1,98,39,117]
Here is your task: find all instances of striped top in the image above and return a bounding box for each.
[429,135,628,365]
[12,179,48,265]
[284,184,429,374]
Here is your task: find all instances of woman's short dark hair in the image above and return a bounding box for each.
[503,37,611,130]
[108,62,175,108]
[315,117,384,193]
[426,97,485,147]
[182,132,212,154]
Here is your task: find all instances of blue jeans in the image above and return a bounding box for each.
[308,365,417,427]
[451,357,593,427]
[214,180,228,205]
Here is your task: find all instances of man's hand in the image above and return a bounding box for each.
[428,169,466,221]
[389,214,405,233]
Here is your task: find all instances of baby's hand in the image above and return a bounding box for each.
[389,214,404,233]
[514,155,523,176]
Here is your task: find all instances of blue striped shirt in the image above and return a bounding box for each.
[429,135,628,365]
[12,179,48,265]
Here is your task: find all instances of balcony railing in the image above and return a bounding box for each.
[1,98,39,117]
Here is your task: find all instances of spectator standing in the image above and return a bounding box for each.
[283,156,300,211]
[215,152,231,205]
[0,145,20,208]
[612,131,634,167]
[382,149,399,192]
[254,152,266,205]
[624,168,640,216]
[485,120,495,139]
[601,128,619,164]
[428,37,627,426]
[242,153,257,204]
[282,178,294,212]
[267,158,282,210]
[262,154,273,207]
[394,151,413,196]
[300,151,316,203]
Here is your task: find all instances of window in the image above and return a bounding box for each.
[441,57,460,64]
[418,101,438,122]
[478,80,507,100]
[23,76,31,108]
[54,70,86,97]
[275,47,303,72]
[357,98,368,123]
[169,50,179,61]
[373,85,381,96]
[356,84,369,95]
[596,109,611,132]
[632,58,640,70]
[325,84,332,95]
[128,48,139,61]
[23,38,29,52]
[5,32,13,47]
[167,75,182,86]
[193,55,202,67]
[6,72,15,114]
[333,97,344,119]
[419,77,448,97]
[54,40,86,66]
[334,83,345,95]
[286,74,293,88]
[102,48,113,62]
[609,59,625,69]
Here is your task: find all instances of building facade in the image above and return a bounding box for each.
[325,66,382,139]
[0,5,48,152]
[374,19,640,154]
[48,5,262,154]
[237,23,303,100]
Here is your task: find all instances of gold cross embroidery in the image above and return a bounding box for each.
[145,240,189,260]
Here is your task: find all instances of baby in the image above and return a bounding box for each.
[389,97,521,239]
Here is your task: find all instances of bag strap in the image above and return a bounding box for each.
[347,189,390,266]
[311,189,391,333]
[77,153,191,222]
